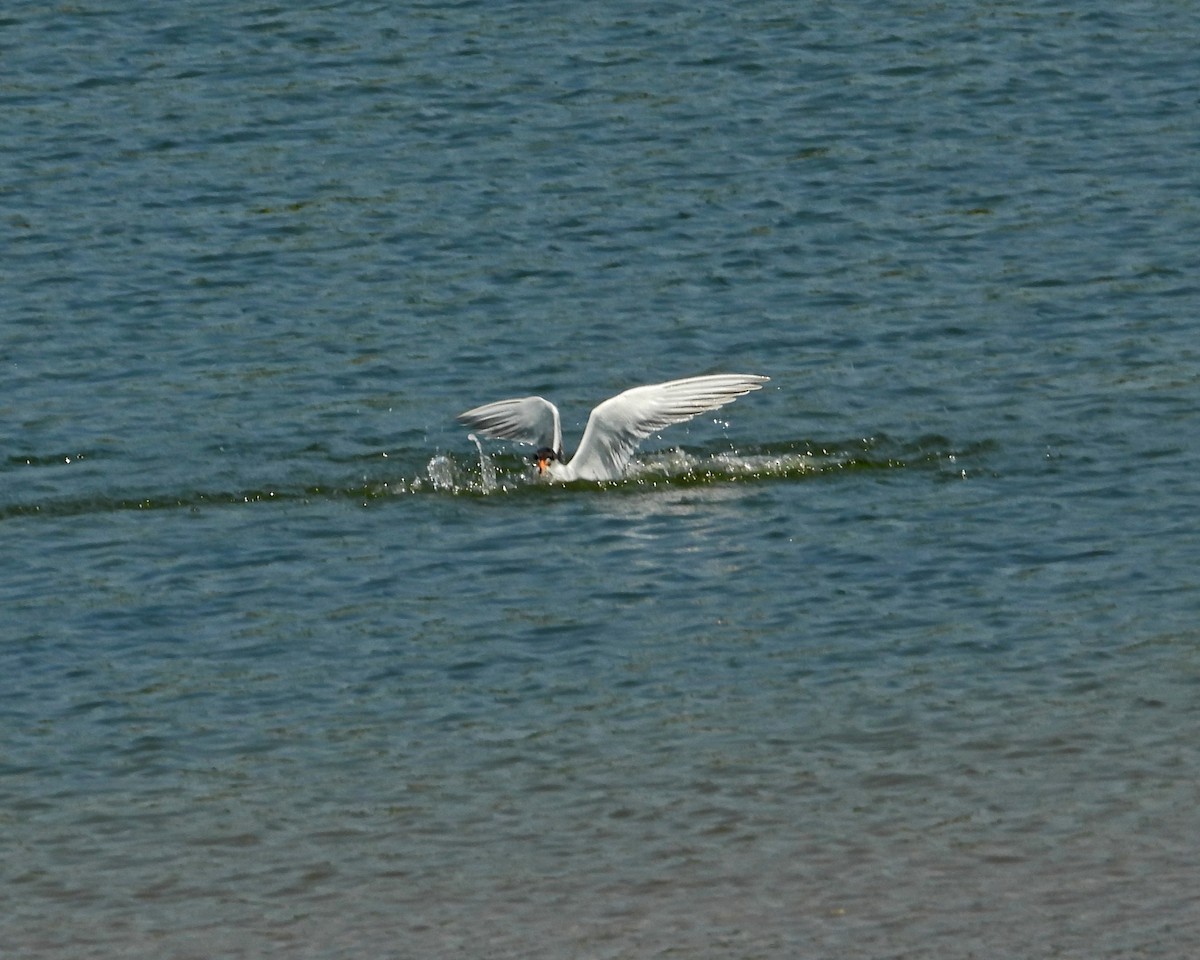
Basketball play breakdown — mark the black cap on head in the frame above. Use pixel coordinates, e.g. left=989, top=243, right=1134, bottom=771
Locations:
left=533, top=447, right=559, bottom=475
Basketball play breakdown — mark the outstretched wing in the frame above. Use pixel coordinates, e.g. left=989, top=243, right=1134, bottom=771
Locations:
left=570, top=374, right=769, bottom=481
left=455, top=395, right=563, bottom=454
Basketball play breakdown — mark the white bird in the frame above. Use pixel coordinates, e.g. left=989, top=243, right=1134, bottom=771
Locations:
left=456, top=373, right=769, bottom=481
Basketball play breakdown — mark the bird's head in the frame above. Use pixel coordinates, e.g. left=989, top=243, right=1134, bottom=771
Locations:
left=534, top=447, right=559, bottom=475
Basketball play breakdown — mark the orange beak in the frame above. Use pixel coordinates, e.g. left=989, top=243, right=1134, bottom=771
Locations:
left=537, top=456, right=550, bottom=475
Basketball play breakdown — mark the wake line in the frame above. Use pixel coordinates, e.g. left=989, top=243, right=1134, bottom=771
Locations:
left=0, top=438, right=988, bottom=520
left=0, top=483, right=401, bottom=522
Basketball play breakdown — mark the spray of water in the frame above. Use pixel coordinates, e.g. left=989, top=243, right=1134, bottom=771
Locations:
left=468, top=433, right=497, bottom=493
left=425, top=454, right=456, bottom=491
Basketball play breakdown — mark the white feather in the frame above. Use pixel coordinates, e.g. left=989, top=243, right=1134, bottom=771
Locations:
left=457, top=374, right=769, bottom=481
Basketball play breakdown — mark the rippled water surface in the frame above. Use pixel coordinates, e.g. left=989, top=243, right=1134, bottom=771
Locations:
left=3, top=2, right=1199, bottom=957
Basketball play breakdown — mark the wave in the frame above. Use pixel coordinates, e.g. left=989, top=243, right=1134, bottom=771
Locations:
left=0, top=437, right=991, bottom=519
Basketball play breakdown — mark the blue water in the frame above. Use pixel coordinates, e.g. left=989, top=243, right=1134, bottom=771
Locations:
left=3, top=2, right=1199, bottom=957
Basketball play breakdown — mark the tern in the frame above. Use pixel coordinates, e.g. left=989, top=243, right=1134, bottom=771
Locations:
left=456, top=373, right=769, bottom=481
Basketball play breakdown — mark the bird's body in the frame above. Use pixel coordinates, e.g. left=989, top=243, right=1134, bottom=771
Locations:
left=456, top=374, right=769, bottom=481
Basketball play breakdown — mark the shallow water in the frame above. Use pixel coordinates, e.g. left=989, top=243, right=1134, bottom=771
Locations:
left=3, top=2, right=1199, bottom=957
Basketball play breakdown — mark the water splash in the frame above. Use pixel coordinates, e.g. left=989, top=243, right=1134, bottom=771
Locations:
left=425, top=454, right=457, bottom=491
left=468, top=433, right=497, bottom=493
left=423, top=438, right=500, bottom=494
left=633, top=447, right=820, bottom=482
left=420, top=439, right=908, bottom=495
